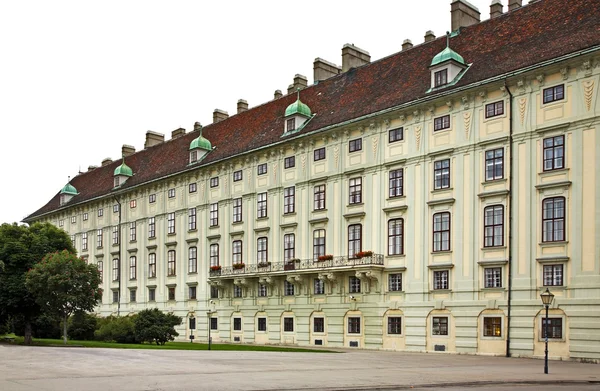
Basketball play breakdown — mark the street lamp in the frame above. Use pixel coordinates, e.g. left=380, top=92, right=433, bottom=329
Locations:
left=207, top=300, right=215, bottom=351
left=540, top=288, right=555, bottom=374
left=189, top=315, right=196, bottom=343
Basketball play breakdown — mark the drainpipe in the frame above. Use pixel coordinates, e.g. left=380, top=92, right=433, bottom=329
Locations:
left=504, top=80, right=514, bottom=357
left=114, top=195, right=122, bottom=317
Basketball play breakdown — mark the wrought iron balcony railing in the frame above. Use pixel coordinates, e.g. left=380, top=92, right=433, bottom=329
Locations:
left=209, top=254, right=384, bottom=277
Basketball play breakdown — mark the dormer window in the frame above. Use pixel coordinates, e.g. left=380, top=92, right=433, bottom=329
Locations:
left=113, top=156, right=133, bottom=188
left=59, top=179, right=78, bottom=206
left=190, top=150, right=198, bottom=163
left=287, top=118, right=296, bottom=132
left=434, top=69, right=448, bottom=87
left=429, top=36, right=469, bottom=91
left=189, top=122, right=212, bottom=164
left=283, top=92, right=312, bottom=135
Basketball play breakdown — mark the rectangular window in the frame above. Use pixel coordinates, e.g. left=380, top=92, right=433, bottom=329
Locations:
left=257, top=318, right=267, bottom=332
left=129, top=289, right=136, bottom=302
left=433, top=212, right=451, bottom=252
left=210, top=317, right=218, bottom=330
left=349, top=138, right=362, bottom=153
left=284, top=280, right=294, bottom=296
left=98, top=261, right=103, bottom=280
left=189, top=286, right=197, bottom=300
left=542, top=197, right=565, bottom=242
left=314, top=278, right=325, bottom=295
left=233, top=198, right=242, bottom=223
left=258, top=283, right=267, bottom=297
left=314, top=317, right=325, bottom=333
left=210, top=203, right=219, bottom=227
left=148, top=253, right=156, bottom=278
left=284, top=156, right=295, bottom=169
left=313, top=229, right=326, bottom=260
left=284, top=234, right=295, bottom=263
left=210, top=177, right=219, bottom=188
left=349, top=276, right=361, bottom=293
left=232, top=240, right=242, bottom=264
left=257, top=163, right=267, bottom=175
left=210, top=286, right=219, bottom=299
left=112, top=226, right=119, bottom=245
left=432, top=317, right=448, bottom=336
left=543, top=135, right=565, bottom=171
left=433, top=270, right=449, bottom=290
left=543, top=84, right=564, bottom=104
left=257, top=192, right=267, bottom=218
left=543, top=264, right=563, bottom=286
left=96, top=229, right=103, bottom=248
left=81, top=232, right=88, bottom=251
left=284, top=187, right=295, bottom=214
left=389, top=169, right=403, bottom=198
left=112, top=258, right=119, bottom=281
left=210, top=244, right=219, bottom=267
left=168, top=188, right=175, bottom=198
left=484, top=317, right=502, bottom=337
left=189, top=183, right=197, bottom=193
left=98, top=208, right=104, bottom=217
left=129, top=256, right=136, bottom=280
left=148, top=217, right=156, bottom=238
left=257, top=237, right=268, bottom=263
left=286, top=118, right=296, bottom=131
left=148, top=288, right=155, bottom=301
left=149, top=194, right=156, bottom=203
left=168, top=287, right=175, bottom=301
left=485, top=267, right=502, bottom=288
left=542, top=318, right=563, bottom=339
left=389, top=273, right=402, bottom=292
left=112, top=290, right=119, bottom=303
left=59, top=219, right=64, bottom=227
left=233, top=285, right=242, bottom=298
left=485, top=101, right=504, bottom=118
left=349, top=177, right=362, bottom=204
left=485, top=148, right=504, bottom=181
left=113, top=204, right=119, bottom=213
left=284, top=317, right=294, bottom=332
left=434, top=69, right=448, bottom=87
left=484, top=205, right=504, bottom=247
left=130, top=222, right=136, bottom=242
left=348, top=317, right=361, bottom=334
left=233, top=170, right=243, bottom=182
left=434, top=159, right=450, bottom=189
left=71, top=216, right=76, bottom=224
left=389, top=127, right=403, bottom=143
left=167, top=212, right=175, bottom=234
left=167, top=250, right=176, bottom=276
left=130, top=199, right=137, bottom=209
left=434, top=115, right=450, bottom=131
left=314, top=185, right=326, bottom=210
left=188, top=247, right=197, bottom=273
left=83, top=213, right=88, bottom=221
left=348, top=224, right=362, bottom=257
left=314, top=147, right=326, bottom=161
left=188, top=208, right=197, bottom=230
left=70, top=235, right=75, bottom=248
left=388, top=317, right=402, bottom=335
left=388, top=218, right=404, bottom=255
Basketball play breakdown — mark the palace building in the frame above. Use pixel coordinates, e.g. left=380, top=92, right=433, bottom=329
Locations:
left=25, top=0, right=600, bottom=361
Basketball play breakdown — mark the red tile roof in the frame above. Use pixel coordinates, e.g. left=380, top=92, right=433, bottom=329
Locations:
left=26, top=0, right=600, bottom=221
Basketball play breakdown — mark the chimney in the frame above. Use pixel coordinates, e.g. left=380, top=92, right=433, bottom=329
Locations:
left=490, top=0, right=503, bottom=18
left=274, top=90, right=283, bottom=99
left=341, top=44, right=370, bottom=72
left=424, top=30, right=436, bottom=42
left=314, top=58, right=341, bottom=83
left=101, top=158, right=113, bottom=167
left=451, top=0, right=481, bottom=31
left=213, top=109, right=229, bottom=124
left=293, top=74, right=308, bottom=91
left=508, top=0, right=521, bottom=11
left=402, top=39, right=413, bottom=51
left=171, top=128, right=185, bottom=139
left=87, top=165, right=98, bottom=172
left=122, top=144, right=136, bottom=157
left=237, top=99, right=248, bottom=114
left=144, top=131, right=165, bottom=148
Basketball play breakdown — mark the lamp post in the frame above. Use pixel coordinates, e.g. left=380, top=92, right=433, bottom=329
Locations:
left=540, top=288, right=555, bottom=374
left=207, top=310, right=215, bottom=350
left=189, top=316, right=195, bottom=343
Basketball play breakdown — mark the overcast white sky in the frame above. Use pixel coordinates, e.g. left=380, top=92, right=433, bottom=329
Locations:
left=0, top=0, right=495, bottom=224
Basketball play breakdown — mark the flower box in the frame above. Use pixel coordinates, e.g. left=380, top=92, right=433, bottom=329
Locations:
left=355, top=251, right=373, bottom=259
left=232, top=263, right=245, bottom=270
left=284, top=263, right=295, bottom=271
left=318, top=255, right=333, bottom=262
left=210, top=265, right=222, bottom=271
left=258, top=262, right=271, bottom=268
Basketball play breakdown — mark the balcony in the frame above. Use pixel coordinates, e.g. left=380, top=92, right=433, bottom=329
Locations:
left=209, top=254, right=384, bottom=278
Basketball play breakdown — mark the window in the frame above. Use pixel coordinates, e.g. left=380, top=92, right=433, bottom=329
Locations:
left=388, top=317, right=402, bottom=335
left=485, top=101, right=504, bottom=118
left=168, top=188, right=175, bottom=198
left=349, top=276, right=361, bottom=293
left=96, top=229, right=103, bottom=248
left=432, top=317, right=448, bottom=335
left=313, top=229, right=326, bottom=260
left=286, top=118, right=296, bottom=131
left=543, top=84, right=564, bottom=104
left=188, top=208, right=197, bottom=230
left=284, top=187, right=295, bottom=214
left=388, top=219, right=404, bottom=255
left=81, top=232, right=88, bottom=251
left=129, top=256, right=136, bottom=280
left=434, top=69, right=448, bottom=87
left=147, top=288, right=156, bottom=301
left=70, top=235, right=75, bottom=247
left=284, top=317, right=294, bottom=332
left=484, top=205, right=504, bottom=247
left=258, top=283, right=267, bottom=297
left=484, top=317, right=502, bottom=337
left=314, top=147, right=326, bottom=161
left=433, top=212, right=451, bottom=252
left=257, top=192, right=267, bottom=218
left=543, top=264, right=563, bottom=286
left=83, top=213, right=88, bottom=221
left=542, top=197, right=565, bottom=242
left=542, top=318, right=563, bottom=339
left=148, top=217, right=156, bottom=238
left=389, top=169, right=403, bottom=198
left=434, top=115, right=450, bottom=131
left=349, top=138, right=362, bottom=153
left=389, top=273, right=402, bottom=292
left=112, top=258, right=119, bottom=281
left=189, top=317, right=196, bottom=330
left=283, top=234, right=295, bottom=262
left=167, top=250, right=176, bottom=276
left=484, top=267, right=502, bottom=288
left=349, top=178, right=362, bottom=204
left=190, top=150, right=197, bottom=163
left=389, top=127, right=403, bottom=143
left=188, top=247, right=197, bottom=273
left=434, top=159, right=450, bottom=189
left=232, top=240, right=242, bottom=264
left=233, top=170, right=242, bottom=182
left=284, top=280, right=294, bottom=296
left=210, top=244, right=219, bottom=267
left=233, top=285, right=242, bottom=298
left=112, top=226, right=119, bottom=245
left=98, top=208, right=104, bottom=217
left=210, top=177, right=219, bottom=188
left=257, top=318, right=267, bottom=331
left=130, top=199, right=137, bottom=209
left=149, top=194, right=156, bottom=203
left=284, top=156, right=295, bottom=169
left=113, top=204, right=119, bottom=213
left=314, top=317, right=324, bottom=333
left=314, top=279, right=325, bottom=295
left=210, top=317, right=218, bottom=330
left=485, top=148, right=504, bottom=181
left=129, top=289, right=136, bottom=302
left=257, top=237, right=267, bottom=263
left=168, top=287, right=175, bottom=301
left=167, top=212, right=175, bottom=234
left=130, top=222, right=136, bottom=242
left=58, top=219, right=64, bottom=227
left=189, top=183, right=197, bottom=193
left=543, top=135, right=565, bottom=171
left=348, top=317, right=361, bottom=334
left=210, top=203, right=219, bottom=227
left=148, top=253, right=156, bottom=278
left=97, top=261, right=103, bottom=280
left=112, top=291, right=119, bottom=303
left=233, top=198, right=242, bottom=223
left=348, top=224, right=362, bottom=257
left=257, top=163, right=267, bottom=175
left=210, top=286, right=219, bottom=299
left=314, top=185, right=326, bottom=210
left=71, top=216, right=76, bottom=224
left=433, top=270, right=449, bottom=290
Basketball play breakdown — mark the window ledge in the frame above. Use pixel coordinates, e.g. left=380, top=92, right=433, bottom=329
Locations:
left=482, top=178, right=507, bottom=186
left=430, top=289, right=452, bottom=293
left=232, top=221, right=243, bottom=225
left=481, top=287, right=506, bottom=292
left=539, top=241, right=568, bottom=247
left=256, top=217, right=269, bottom=221
left=481, top=246, right=507, bottom=251
left=188, top=229, right=198, bottom=233
left=283, top=212, right=297, bottom=217
left=430, top=251, right=453, bottom=255
left=430, top=187, right=453, bottom=194
left=539, top=167, right=569, bottom=176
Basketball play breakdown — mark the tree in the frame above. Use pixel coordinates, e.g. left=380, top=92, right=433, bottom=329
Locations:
left=68, top=311, right=98, bottom=341
left=134, top=308, right=182, bottom=345
left=25, top=250, right=102, bottom=344
left=0, top=222, right=75, bottom=344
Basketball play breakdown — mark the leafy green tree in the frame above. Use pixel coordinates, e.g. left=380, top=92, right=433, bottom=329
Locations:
left=0, top=222, right=75, bottom=344
left=95, top=315, right=137, bottom=343
left=68, top=311, right=98, bottom=340
left=134, top=308, right=182, bottom=345
left=25, top=250, right=102, bottom=344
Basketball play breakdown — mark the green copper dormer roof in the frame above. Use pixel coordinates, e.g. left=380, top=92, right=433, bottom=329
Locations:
left=189, top=123, right=212, bottom=151
left=60, top=182, right=78, bottom=196
left=430, top=46, right=466, bottom=67
left=114, top=162, right=133, bottom=177
left=285, top=97, right=312, bottom=118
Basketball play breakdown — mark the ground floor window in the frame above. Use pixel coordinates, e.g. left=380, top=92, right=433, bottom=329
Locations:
left=210, top=286, right=219, bottom=299
left=233, top=317, right=242, bottom=331
left=542, top=318, right=563, bottom=339
left=284, top=317, right=294, bottom=332
left=348, top=317, right=361, bottom=334
left=284, top=280, right=295, bottom=296
left=112, top=291, right=118, bottom=303
left=257, top=318, right=267, bottom=332
left=129, top=289, right=136, bottom=302
left=168, top=287, right=175, bottom=301
left=483, top=317, right=502, bottom=337
left=258, top=283, right=267, bottom=297
left=148, top=288, right=155, bottom=301
left=233, top=285, right=242, bottom=298
left=432, top=317, right=448, bottom=336
left=210, top=317, right=218, bottom=330
left=387, top=317, right=402, bottom=335
left=314, top=317, right=324, bottom=333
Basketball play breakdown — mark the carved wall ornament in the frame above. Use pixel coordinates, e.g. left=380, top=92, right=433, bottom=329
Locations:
left=384, top=118, right=390, bottom=129
left=286, top=276, right=296, bottom=284
left=369, top=121, right=377, bottom=132
left=415, top=125, right=422, bottom=151
left=560, top=67, right=569, bottom=80
left=398, top=114, right=406, bottom=123
left=461, top=95, right=470, bottom=109
left=272, top=162, right=278, bottom=182
left=582, top=60, right=592, bottom=76
left=479, top=90, right=487, bottom=102
left=365, top=271, right=379, bottom=281
left=413, top=110, right=421, bottom=121
left=583, top=79, right=595, bottom=111
left=334, top=146, right=340, bottom=168
left=536, top=74, right=545, bottom=86
left=326, top=273, right=337, bottom=283
left=463, top=112, right=472, bottom=139
left=372, top=136, right=379, bottom=157
left=518, top=98, right=527, bottom=125
left=517, top=78, right=526, bottom=93
left=446, top=100, right=454, bottom=111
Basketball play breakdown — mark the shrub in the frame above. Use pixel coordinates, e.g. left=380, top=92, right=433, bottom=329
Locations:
left=95, top=315, right=137, bottom=343
left=134, top=308, right=181, bottom=345
left=68, top=311, right=98, bottom=340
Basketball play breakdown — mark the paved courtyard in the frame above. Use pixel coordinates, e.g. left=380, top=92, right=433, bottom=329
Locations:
left=0, top=344, right=598, bottom=391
